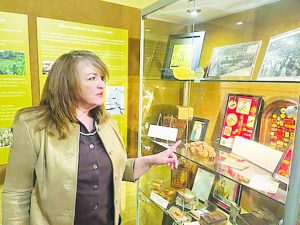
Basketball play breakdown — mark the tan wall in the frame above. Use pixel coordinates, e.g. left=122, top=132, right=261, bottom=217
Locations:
left=0, top=0, right=141, bottom=180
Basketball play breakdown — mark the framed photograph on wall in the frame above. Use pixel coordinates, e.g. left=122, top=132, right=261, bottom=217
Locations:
left=219, top=94, right=263, bottom=149
left=209, top=175, right=241, bottom=212
left=189, top=117, right=209, bottom=142
left=206, top=41, right=261, bottom=80
left=161, top=31, right=205, bottom=80
left=258, top=27, right=300, bottom=81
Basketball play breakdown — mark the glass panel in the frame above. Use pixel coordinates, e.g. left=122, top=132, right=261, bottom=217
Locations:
left=146, top=137, right=286, bottom=203
left=139, top=0, right=300, bottom=225
left=138, top=191, right=165, bottom=225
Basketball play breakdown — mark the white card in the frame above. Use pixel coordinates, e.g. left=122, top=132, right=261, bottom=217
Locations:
left=148, top=124, right=178, bottom=141
left=232, top=136, right=283, bottom=172
left=184, top=222, right=200, bottom=225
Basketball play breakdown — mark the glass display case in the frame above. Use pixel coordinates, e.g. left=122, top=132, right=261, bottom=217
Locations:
left=137, top=0, right=300, bottom=225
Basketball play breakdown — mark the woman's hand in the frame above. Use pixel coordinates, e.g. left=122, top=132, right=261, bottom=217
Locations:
left=133, top=140, right=181, bottom=180
left=150, top=140, right=181, bottom=169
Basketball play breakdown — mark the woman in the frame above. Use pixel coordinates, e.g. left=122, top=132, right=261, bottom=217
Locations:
left=3, top=50, right=180, bottom=225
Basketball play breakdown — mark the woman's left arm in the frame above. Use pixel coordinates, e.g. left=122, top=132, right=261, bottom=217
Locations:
left=133, top=140, right=181, bottom=180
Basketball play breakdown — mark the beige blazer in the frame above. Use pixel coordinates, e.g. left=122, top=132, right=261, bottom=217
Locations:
left=3, top=111, right=135, bottom=225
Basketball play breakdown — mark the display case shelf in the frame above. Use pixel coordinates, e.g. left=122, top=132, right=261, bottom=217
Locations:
left=144, top=137, right=287, bottom=205
left=142, top=77, right=300, bottom=83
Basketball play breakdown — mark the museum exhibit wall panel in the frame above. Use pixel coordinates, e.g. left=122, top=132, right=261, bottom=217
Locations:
left=0, top=12, right=32, bottom=165
left=36, top=17, right=129, bottom=144
left=0, top=0, right=140, bottom=184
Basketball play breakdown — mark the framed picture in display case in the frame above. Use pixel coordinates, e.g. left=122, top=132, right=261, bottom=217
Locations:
left=189, top=117, right=209, bottom=142
left=161, top=31, right=205, bottom=80
left=191, top=167, right=216, bottom=203
left=209, top=175, right=241, bottom=212
left=258, top=27, right=300, bottom=81
left=206, top=41, right=261, bottom=80
left=219, top=94, right=263, bottom=149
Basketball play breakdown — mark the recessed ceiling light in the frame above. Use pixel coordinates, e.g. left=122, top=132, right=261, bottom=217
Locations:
left=187, top=9, right=201, bottom=17
left=145, top=28, right=151, bottom=32
left=236, top=21, right=243, bottom=25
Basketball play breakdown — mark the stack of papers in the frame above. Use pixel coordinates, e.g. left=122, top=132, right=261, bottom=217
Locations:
left=248, top=174, right=279, bottom=194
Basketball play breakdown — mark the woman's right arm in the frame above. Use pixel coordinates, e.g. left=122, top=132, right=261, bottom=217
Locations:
left=2, top=114, right=38, bottom=225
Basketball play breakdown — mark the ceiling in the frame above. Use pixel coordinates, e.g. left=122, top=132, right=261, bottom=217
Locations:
left=101, top=0, right=279, bottom=24
left=147, top=0, right=279, bottom=25
left=100, top=0, right=158, bottom=9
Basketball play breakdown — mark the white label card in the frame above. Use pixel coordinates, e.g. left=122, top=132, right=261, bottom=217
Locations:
left=149, top=191, right=169, bottom=209
left=232, top=136, right=283, bottom=172
left=148, top=124, right=178, bottom=141
left=184, top=222, right=200, bottom=225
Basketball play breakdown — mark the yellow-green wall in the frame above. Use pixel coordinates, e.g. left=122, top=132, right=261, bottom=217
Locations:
left=0, top=1, right=140, bottom=224
left=0, top=0, right=141, bottom=177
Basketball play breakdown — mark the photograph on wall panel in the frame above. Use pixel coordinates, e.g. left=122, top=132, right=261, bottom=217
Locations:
left=0, top=51, right=26, bottom=75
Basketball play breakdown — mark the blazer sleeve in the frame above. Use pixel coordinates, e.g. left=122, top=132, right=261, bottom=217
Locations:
left=2, top=114, right=38, bottom=225
left=123, top=158, right=136, bottom=182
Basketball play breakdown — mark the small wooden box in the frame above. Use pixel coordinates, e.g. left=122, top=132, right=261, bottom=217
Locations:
left=200, top=211, right=227, bottom=225
left=177, top=105, right=194, bottom=120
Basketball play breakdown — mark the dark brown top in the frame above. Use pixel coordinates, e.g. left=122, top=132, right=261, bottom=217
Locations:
left=74, top=121, right=114, bottom=225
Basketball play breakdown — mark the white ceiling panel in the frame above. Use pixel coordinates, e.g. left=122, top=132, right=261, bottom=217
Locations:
left=148, top=0, right=279, bottom=24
